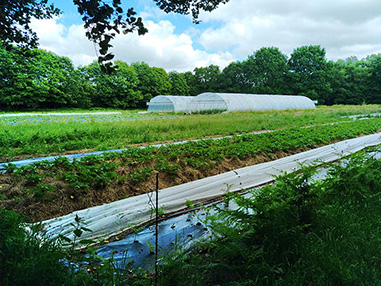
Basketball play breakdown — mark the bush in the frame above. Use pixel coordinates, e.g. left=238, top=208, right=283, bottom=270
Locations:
left=0, top=209, right=67, bottom=286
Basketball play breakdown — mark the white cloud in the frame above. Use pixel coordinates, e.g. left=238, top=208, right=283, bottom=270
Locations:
left=30, top=0, right=381, bottom=72
left=30, top=17, right=97, bottom=66
left=197, top=0, right=381, bottom=61
left=31, top=17, right=234, bottom=72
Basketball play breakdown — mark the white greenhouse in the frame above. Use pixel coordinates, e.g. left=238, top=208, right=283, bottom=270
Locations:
left=189, top=93, right=316, bottom=112
left=147, top=95, right=194, bottom=113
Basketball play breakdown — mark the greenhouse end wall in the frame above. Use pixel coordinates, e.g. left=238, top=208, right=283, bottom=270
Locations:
left=147, top=96, right=194, bottom=113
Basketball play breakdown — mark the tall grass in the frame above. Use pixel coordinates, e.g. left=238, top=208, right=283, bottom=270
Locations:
left=1, top=105, right=380, bottom=159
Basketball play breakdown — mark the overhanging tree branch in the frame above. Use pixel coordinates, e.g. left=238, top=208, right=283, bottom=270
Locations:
left=1, top=0, right=229, bottom=73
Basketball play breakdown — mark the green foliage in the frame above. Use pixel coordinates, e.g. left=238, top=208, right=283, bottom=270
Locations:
left=1, top=40, right=381, bottom=109
left=246, top=47, right=289, bottom=94
left=219, top=61, right=253, bottom=93
left=0, top=209, right=148, bottom=285
left=0, top=47, right=78, bottom=109
left=157, top=152, right=381, bottom=285
left=3, top=115, right=380, bottom=211
left=191, top=108, right=227, bottom=114
left=0, top=1, right=60, bottom=49
left=0, top=208, right=68, bottom=285
left=367, top=54, right=381, bottom=104
left=128, top=167, right=153, bottom=183
left=1, top=106, right=381, bottom=160
left=288, top=45, right=333, bottom=104
left=330, top=61, right=368, bottom=105
left=26, top=183, right=55, bottom=201
left=168, top=71, right=190, bottom=95
left=132, top=62, right=171, bottom=106
left=192, top=64, right=222, bottom=94
left=154, top=162, right=182, bottom=175
left=1, top=151, right=381, bottom=285
left=63, top=159, right=118, bottom=190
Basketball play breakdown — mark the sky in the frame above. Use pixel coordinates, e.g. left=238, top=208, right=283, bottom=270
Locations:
left=30, top=0, right=381, bottom=72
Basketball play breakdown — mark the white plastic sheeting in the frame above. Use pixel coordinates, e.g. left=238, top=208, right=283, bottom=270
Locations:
left=40, top=133, right=381, bottom=244
left=147, top=95, right=194, bottom=113
left=189, top=93, right=316, bottom=112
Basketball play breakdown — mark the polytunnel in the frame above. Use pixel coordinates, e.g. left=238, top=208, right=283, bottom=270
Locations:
left=147, top=95, right=194, bottom=113
left=189, top=93, right=316, bottom=112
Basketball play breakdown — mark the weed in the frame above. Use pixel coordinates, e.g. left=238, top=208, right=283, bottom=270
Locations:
left=185, top=199, right=194, bottom=209
left=26, top=183, right=55, bottom=201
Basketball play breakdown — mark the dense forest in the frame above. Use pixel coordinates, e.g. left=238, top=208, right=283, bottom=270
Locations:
left=0, top=44, right=380, bottom=110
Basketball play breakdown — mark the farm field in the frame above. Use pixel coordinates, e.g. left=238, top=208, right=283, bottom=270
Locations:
left=0, top=105, right=381, bottom=222
left=1, top=104, right=381, bottom=161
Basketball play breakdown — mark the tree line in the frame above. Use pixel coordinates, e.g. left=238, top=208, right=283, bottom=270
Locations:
left=0, top=44, right=380, bottom=110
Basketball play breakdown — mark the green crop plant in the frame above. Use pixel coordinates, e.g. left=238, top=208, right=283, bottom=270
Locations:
left=1, top=115, right=381, bottom=225
left=0, top=208, right=68, bottom=285
left=128, top=167, right=153, bottom=183
left=154, top=162, right=182, bottom=176
left=25, top=183, right=55, bottom=201
left=1, top=148, right=380, bottom=285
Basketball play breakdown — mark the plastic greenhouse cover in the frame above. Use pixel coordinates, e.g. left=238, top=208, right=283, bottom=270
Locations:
left=40, top=132, right=381, bottom=245
left=147, top=95, right=194, bottom=113
left=189, top=93, right=316, bottom=112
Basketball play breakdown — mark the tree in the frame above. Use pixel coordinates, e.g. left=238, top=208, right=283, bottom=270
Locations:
left=288, top=45, right=333, bottom=104
left=245, top=47, right=288, bottom=94
left=0, top=46, right=77, bottom=109
left=1, top=0, right=229, bottom=73
left=329, top=61, right=368, bottom=105
left=0, top=1, right=59, bottom=50
left=132, top=62, right=171, bottom=104
left=168, top=71, right=190, bottom=95
left=366, top=54, right=381, bottom=104
left=193, top=64, right=221, bottom=94
left=219, top=61, right=252, bottom=93
left=79, top=60, right=143, bottom=108
left=183, top=71, right=198, bottom=96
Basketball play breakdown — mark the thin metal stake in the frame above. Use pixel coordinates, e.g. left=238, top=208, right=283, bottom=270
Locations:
left=155, top=172, right=159, bottom=286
